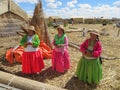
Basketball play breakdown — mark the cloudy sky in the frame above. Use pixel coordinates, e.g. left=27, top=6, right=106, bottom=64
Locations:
left=13, top=0, right=120, bottom=19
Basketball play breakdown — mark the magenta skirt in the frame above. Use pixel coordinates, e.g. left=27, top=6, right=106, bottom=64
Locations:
left=22, top=50, right=44, bottom=74
left=52, top=49, right=70, bottom=73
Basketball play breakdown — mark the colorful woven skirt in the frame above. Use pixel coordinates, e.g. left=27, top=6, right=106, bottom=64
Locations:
left=75, top=56, right=102, bottom=84
left=52, top=49, right=70, bottom=73
left=22, top=50, right=44, bottom=74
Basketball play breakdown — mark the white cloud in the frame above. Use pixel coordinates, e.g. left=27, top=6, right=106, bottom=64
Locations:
left=45, top=3, right=120, bottom=19
left=47, top=3, right=57, bottom=8
left=45, top=0, right=55, bottom=3
left=13, top=0, right=120, bottom=19
left=56, top=1, right=62, bottom=6
left=47, top=1, right=62, bottom=9
left=13, top=0, right=38, bottom=4
left=27, top=10, right=34, bottom=16
left=67, top=0, right=77, bottom=8
left=79, top=4, right=92, bottom=9
left=77, top=4, right=120, bottom=18
left=113, top=0, right=120, bottom=8
left=13, top=0, right=56, bottom=3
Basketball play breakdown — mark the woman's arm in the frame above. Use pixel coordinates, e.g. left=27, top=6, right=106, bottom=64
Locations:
left=92, top=41, right=102, bottom=57
left=32, top=34, right=40, bottom=47
left=20, top=34, right=27, bottom=46
left=80, top=39, right=89, bottom=54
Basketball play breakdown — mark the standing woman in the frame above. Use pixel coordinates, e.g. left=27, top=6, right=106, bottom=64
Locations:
left=75, top=30, right=102, bottom=84
left=52, top=25, right=70, bottom=73
left=20, top=26, right=44, bottom=74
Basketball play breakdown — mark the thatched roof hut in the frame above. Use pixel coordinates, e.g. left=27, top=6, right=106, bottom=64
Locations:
left=70, top=18, right=84, bottom=24
left=48, top=16, right=62, bottom=20
left=0, top=0, right=28, bottom=37
left=48, top=16, right=63, bottom=24
left=0, top=0, right=28, bottom=21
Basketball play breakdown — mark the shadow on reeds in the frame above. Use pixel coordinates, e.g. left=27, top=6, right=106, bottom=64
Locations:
left=0, top=56, right=20, bottom=67
left=15, top=67, right=66, bottom=82
left=0, top=54, right=20, bottom=67
left=64, top=76, right=97, bottom=90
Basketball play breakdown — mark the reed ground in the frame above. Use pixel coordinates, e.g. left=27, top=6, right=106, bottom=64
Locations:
left=0, top=24, right=120, bottom=90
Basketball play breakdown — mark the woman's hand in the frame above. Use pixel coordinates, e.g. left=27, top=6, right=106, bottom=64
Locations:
left=57, top=44, right=64, bottom=47
left=24, top=42, right=32, bottom=47
left=24, top=43, right=28, bottom=47
left=85, top=50, right=92, bottom=57
left=27, top=42, right=32, bottom=45
left=57, top=44, right=61, bottom=47
left=54, top=44, right=62, bottom=48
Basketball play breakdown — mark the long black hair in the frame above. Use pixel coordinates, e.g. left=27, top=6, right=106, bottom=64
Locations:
left=61, top=28, right=65, bottom=34
left=96, top=35, right=99, bottom=41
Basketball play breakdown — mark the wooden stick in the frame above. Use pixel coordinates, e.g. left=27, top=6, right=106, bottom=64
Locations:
left=69, top=41, right=79, bottom=46
left=68, top=42, right=79, bottom=50
left=66, top=30, right=83, bottom=33
left=20, top=26, right=28, bottom=34
left=16, top=31, right=25, bottom=37
left=101, top=56, right=120, bottom=60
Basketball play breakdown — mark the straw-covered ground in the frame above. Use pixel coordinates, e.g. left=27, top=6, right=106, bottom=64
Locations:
left=0, top=24, right=120, bottom=90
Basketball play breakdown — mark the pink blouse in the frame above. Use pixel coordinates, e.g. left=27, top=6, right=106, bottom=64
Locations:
left=80, top=39, right=102, bottom=58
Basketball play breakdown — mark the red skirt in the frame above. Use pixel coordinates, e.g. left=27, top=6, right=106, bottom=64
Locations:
left=22, top=49, right=44, bottom=74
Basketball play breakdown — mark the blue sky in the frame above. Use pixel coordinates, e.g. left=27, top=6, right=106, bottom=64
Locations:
left=13, top=0, right=120, bottom=19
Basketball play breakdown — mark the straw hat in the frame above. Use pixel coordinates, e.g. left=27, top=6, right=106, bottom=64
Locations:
left=89, top=29, right=99, bottom=36
left=57, top=25, right=65, bottom=34
left=57, top=25, right=64, bottom=30
left=56, top=25, right=65, bottom=33
left=27, top=26, right=36, bottom=32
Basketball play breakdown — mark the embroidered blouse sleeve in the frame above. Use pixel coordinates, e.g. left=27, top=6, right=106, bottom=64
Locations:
left=80, top=39, right=88, bottom=53
left=92, top=41, right=102, bottom=57
left=20, top=34, right=27, bottom=46
left=32, top=34, right=40, bottom=47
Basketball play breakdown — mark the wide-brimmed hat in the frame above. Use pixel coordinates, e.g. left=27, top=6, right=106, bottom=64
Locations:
left=57, top=25, right=64, bottom=30
left=89, top=29, right=99, bottom=36
left=56, top=25, right=65, bottom=33
left=27, top=26, right=36, bottom=32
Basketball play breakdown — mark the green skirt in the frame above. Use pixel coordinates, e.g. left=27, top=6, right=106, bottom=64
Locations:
left=75, top=56, right=102, bottom=84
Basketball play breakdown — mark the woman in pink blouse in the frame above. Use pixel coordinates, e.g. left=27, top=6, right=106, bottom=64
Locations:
left=75, top=30, right=102, bottom=85
left=52, top=25, right=70, bottom=73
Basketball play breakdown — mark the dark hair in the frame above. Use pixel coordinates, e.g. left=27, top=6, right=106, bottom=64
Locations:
left=33, top=31, right=36, bottom=34
left=61, top=29, right=65, bottom=34
left=28, top=30, right=35, bottom=35
left=96, top=35, right=99, bottom=41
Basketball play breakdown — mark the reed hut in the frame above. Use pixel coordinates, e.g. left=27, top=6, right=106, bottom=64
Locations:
left=0, top=0, right=28, bottom=37
left=70, top=18, right=84, bottom=24
left=0, top=0, right=28, bottom=21
left=48, top=16, right=63, bottom=25
left=84, top=18, right=95, bottom=24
